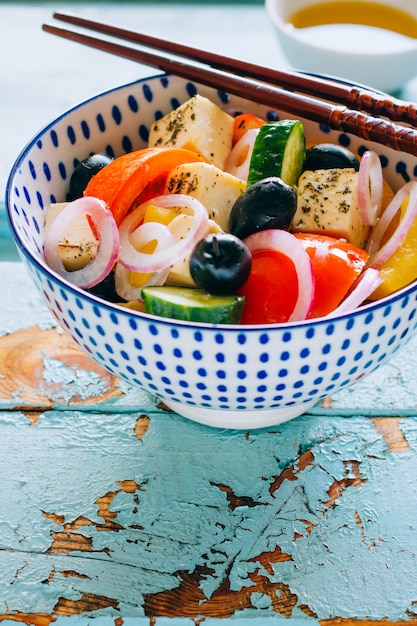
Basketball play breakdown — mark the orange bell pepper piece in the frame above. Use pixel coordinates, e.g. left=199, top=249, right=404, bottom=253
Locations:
left=84, top=147, right=204, bottom=224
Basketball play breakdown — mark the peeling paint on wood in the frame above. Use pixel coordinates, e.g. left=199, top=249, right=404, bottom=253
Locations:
left=0, top=409, right=416, bottom=620
left=0, top=326, right=122, bottom=407
left=371, top=417, right=410, bottom=452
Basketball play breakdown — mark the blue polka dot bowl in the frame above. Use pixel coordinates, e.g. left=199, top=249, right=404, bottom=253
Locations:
left=6, top=74, right=417, bottom=429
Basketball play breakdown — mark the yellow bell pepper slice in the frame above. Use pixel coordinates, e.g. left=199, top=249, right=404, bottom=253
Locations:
left=369, top=197, right=417, bottom=299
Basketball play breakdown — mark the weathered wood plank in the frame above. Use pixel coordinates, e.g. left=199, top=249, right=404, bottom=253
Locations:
left=0, top=407, right=416, bottom=620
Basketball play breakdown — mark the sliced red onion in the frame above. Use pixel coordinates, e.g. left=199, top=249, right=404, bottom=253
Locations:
left=244, top=229, right=314, bottom=322
left=357, top=150, right=384, bottom=227
left=118, top=194, right=209, bottom=273
left=129, top=219, right=175, bottom=255
left=44, top=196, right=119, bottom=289
left=114, top=205, right=175, bottom=301
left=367, top=180, right=417, bottom=267
left=329, top=268, right=382, bottom=316
left=224, top=128, right=259, bottom=181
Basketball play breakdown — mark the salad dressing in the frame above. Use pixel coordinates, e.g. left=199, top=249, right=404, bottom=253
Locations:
left=286, top=2, right=417, bottom=53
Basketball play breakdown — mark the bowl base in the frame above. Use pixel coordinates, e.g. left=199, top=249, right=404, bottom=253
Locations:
left=163, top=399, right=318, bottom=429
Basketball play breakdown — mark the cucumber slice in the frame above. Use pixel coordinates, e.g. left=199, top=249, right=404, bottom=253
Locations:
left=247, top=120, right=306, bottom=188
left=142, top=286, right=245, bottom=324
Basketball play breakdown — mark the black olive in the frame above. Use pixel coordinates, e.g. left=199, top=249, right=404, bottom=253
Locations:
left=190, top=233, right=252, bottom=295
left=229, top=176, right=297, bottom=240
left=303, top=143, right=360, bottom=172
left=87, top=271, right=123, bottom=303
left=69, top=153, right=113, bottom=200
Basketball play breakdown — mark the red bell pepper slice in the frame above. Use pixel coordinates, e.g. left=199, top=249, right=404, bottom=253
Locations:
left=84, top=147, right=204, bottom=224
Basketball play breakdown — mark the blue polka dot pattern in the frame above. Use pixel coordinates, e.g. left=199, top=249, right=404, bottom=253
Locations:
left=28, top=267, right=417, bottom=414
left=6, top=74, right=417, bottom=426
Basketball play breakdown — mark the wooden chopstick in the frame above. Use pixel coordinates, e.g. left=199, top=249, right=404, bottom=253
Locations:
left=42, top=18, right=417, bottom=156
left=51, top=11, right=417, bottom=127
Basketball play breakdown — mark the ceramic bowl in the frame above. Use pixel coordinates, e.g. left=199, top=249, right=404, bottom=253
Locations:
left=265, top=0, right=417, bottom=93
left=6, top=73, right=417, bottom=429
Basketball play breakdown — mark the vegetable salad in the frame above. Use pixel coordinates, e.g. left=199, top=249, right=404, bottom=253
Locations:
left=43, top=94, right=417, bottom=325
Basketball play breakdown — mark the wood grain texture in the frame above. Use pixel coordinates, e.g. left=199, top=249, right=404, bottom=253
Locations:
left=0, top=326, right=121, bottom=408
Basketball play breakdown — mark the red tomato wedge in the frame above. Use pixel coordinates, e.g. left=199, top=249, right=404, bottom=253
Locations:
left=84, top=147, right=203, bottom=224
left=239, top=229, right=314, bottom=324
left=294, top=233, right=369, bottom=318
left=232, top=113, right=266, bottom=145
left=238, top=249, right=299, bottom=324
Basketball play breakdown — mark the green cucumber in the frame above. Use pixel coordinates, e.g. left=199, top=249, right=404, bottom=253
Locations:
left=142, top=286, right=245, bottom=324
left=247, top=119, right=306, bottom=188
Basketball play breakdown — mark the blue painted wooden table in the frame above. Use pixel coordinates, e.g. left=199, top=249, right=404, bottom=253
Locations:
left=1, top=2, right=417, bottom=623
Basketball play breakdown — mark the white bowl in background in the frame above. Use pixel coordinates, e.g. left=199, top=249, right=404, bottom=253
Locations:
left=265, top=0, right=417, bottom=93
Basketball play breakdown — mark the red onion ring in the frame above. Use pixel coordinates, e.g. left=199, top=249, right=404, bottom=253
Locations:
left=44, top=196, right=119, bottom=289
left=118, top=194, right=209, bottom=273
left=329, top=267, right=382, bottom=316
left=129, top=219, right=175, bottom=255
left=224, top=128, right=259, bottom=181
left=243, top=229, right=314, bottom=322
left=114, top=209, right=175, bottom=301
left=357, top=150, right=384, bottom=227
left=367, top=180, right=417, bottom=267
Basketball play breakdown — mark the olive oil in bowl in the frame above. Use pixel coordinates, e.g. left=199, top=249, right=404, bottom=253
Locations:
left=286, top=1, right=417, bottom=52
left=266, top=0, right=417, bottom=91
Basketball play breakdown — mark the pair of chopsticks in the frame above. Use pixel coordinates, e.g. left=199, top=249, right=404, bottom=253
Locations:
left=43, top=12, right=417, bottom=156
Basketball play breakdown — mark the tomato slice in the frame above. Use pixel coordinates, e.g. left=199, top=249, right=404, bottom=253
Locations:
left=294, top=233, right=369, bottom=318
left=238, top=249, right=299, bottom=324
left=84, top=147, right=203, bottom=224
